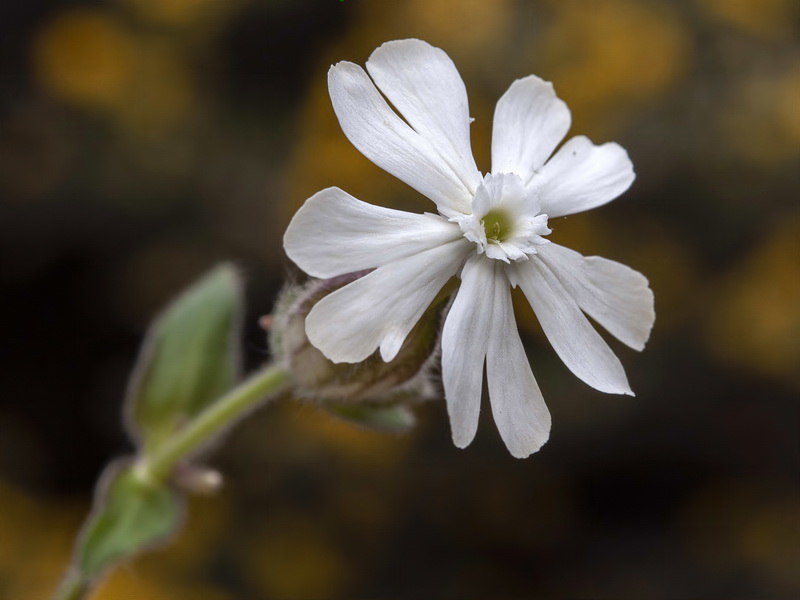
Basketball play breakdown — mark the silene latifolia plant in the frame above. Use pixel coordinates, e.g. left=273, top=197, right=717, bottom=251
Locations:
left=56, top=39, right=654, bottom=599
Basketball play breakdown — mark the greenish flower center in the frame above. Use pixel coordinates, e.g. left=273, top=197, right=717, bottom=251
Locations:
left=482, top=209, right=513, bottom=243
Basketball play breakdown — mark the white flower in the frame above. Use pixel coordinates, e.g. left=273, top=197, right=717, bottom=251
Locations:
left=284, top=39, right=655, bottom=458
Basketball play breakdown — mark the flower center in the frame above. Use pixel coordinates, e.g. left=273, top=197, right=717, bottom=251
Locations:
left=483, top=209, right=513, bottom=242
left=452, top=173, right=552, bottom=264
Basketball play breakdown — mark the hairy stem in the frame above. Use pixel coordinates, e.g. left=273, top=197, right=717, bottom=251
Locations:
left=55, top=573, right=86, bottom=600
left=54, top=364, right=292, bottom=600
left=134, top=364, right=292, bottom=485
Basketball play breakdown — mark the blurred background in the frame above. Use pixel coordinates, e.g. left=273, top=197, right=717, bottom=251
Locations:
left=1, top=0, right=798, bottom=598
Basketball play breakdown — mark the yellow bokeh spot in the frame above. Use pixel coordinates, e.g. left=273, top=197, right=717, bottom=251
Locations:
left=33, top=8, right=194, bottom=133
left=0, top=478, right=233, bottom=599
left=678, top=480, right=800, bottom=587
left=88, top=495, right=230, bottom=598
left=111, top=39, right=195, bottom=135
left=33, top=9, right=137, bottom=109
left=287, top=402, right=414, bottom=469
left=93, top=568, right=233, bottom=600
left=538, top=0, right=689, bottom=130
left=698, top=0, right=797, bottom=38
left=0, top=479, right=84, bottom=599
left=244, top=512, right=348, bottom=600
left=354, top=0, right=513, bottom=61
left=777, top=69, right=800, bottom=143
left=120, top=0, right=234, bottom=28
left=720, top=67, right=800, bottom=166
left=705, top=216, right=800, bottom=386
left=402, top=0, right=514, bottom=53
left=738, top=497, right=800, bottom=588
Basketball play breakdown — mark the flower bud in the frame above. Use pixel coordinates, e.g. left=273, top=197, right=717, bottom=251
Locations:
left=269, top=271, right=453, bottom=408
left=173, top=464, right=223, bottom=495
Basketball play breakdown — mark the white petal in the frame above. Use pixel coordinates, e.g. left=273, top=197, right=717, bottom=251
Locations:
left=513, top=259, right=633, bottom=395
left=441, top=256, right=495, bottom=449
left=491, top=76, right=571, bottom=180
left=486, top=271, right=551, bottom=458
left=284, top=187, right=461, bottom=278
left=366, top=40, right=481, bottom=196
left=538, top=243, right=655, bottom=351
left=306, top=239, right=470, bottom=363
left=329, top=61, right=473, bottom=217
left=532, top=136, right=635, bottom=218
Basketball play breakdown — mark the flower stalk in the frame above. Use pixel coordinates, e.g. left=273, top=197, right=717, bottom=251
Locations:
left=133, top=363, right=291, bottom=486
left=54, top=363, right=291, bottom=600
left=54, top=573, right=86, bottom=600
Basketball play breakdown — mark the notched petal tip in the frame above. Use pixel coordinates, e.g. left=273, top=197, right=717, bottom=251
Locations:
left=512, top=73, right=556, bottom=92
left=328, top=61, right=371, bottom=94
left=618, top=383, right=635, bottom=397
left=500, top=410, right=552, bottom=459
left=371, top=38, right=432, bottom=55
left=630, top=285, right=656, bottom=352
left=509, top=439, right=548, bottom=459
left=451, top=430, right=477, bottom=450
left=328, top=60, right=357, bottom=76
left=503, top=414, right=552, bottom=459
left=596, top=375, right=634, bottom=397
left=604, top=140, right=636, bottom=184
left=367, top=39, right=449, bottom=74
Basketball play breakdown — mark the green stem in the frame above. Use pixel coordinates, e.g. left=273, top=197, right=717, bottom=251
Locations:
left=54, top=364, right=292, bottom=600
left=54, top=572, right=86, bottom=600
left=135, top=363, right=292, bottom=485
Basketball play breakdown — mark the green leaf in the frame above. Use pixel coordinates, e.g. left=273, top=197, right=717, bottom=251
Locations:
left=75, top=462, right=183, bottom=583
left=126, top=264, right=243, bottom=453
left=325, top=402, right=417, bottom=433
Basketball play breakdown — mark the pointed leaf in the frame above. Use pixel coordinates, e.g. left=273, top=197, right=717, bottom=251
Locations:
left=325, top=402, right=417, bottom=433
left=126, top=264, right=243, bottom=452
left=75, top=462, right=183, bottom=583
